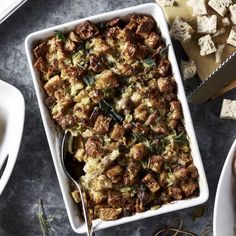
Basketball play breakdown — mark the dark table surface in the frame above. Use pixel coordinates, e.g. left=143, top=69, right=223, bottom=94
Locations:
left=0, top=0, right=236, bottom=235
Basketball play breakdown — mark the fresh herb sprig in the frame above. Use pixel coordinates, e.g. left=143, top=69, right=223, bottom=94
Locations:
left=82, top=75, right=95, bottom=86
left=99, top=99, right=124, bottom=123
left=54, top=30, right=66, bottom=42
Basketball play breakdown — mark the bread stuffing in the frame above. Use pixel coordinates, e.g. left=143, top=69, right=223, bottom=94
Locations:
left=33, top=14, right=199, bottom=221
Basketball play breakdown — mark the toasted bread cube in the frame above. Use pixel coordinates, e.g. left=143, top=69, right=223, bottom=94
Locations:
left=44, top=75, right=63, bottom=96
left=99, top=208, right=122, bottom=220
left=180, top=59, right=197, bottom=80
left=197, top=15, right=217, bottom=34
left=110, top=124, right=125, bottom=141
left=208, top=0, right=232, bottom=17
left=181, top=180, right=198, bottom=197
left=93, top=115, right=111, bottom=134
left=227, top=27, right=236, bottom=47
left=198, top=34, right=216, bottom=56
left=106, top=165, right=123, bottom=183
left=230, top=4, right=236, bottom=25
left=149, top=155, right=164, bottom=173
left=215, top=44, right=225, bottom=63
left=91, top=175, right=113, bottom=191
left=187, top=0, right=207, bottom=16
left=220, top=99, right=236, bottom=120
left=142, top=173, right=160, bottom=193
left=130, top=143, right=148, bottom=161
left=95, top=70, right=119, bottom=90
left=170, top=16, right=194, bottom=42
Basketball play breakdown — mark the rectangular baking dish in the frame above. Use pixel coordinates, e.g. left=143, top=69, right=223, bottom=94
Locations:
left=25, top=3, right=209, bottom=234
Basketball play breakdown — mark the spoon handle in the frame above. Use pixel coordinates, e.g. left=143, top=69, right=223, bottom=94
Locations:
left=73, top=180, right=93, bottom=236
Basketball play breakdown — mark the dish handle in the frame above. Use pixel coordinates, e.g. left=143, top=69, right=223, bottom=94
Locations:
left=0, top=154, right=11, bottom=195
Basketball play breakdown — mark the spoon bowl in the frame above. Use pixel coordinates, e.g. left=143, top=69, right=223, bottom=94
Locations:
left=61, top=131, right=93, bottom=236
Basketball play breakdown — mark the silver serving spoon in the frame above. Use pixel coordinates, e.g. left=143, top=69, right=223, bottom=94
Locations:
left=61, top=131, right=93, bottom=236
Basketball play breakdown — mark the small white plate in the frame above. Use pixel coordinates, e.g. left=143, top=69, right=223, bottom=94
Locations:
left=0, top=80, right=25, bottom=195
left=213, top=138, right=236, bottom=236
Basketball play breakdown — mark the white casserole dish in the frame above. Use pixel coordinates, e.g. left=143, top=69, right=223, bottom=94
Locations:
left=25, top=3, right=209, bottom=234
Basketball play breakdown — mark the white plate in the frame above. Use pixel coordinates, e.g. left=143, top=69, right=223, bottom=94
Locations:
left=0, top=0, right=27, bottom=24
left=213, top=138, right=236, bottom=236
left=25, top=3, right=209, bottom=234
left=0, top=80, right=25, bottom=195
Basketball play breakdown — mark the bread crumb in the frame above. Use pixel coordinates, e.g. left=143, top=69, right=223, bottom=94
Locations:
left=198, top=34, right=217, bottom=56
left=180, top=59, right=197, bottom=80
left=197, top=15, right=217, bottom=34
left=215, top=44, right=225, bottom=63
left=170, top=16, right=194, bottom=42
left=187, top=0, right=207, bottom=16
left=227, top=27, right=236, bottom=47
left=229, top=4, right=236, bottom=25
left=155, top=0, right=175, bottom=7
left=208, top=0, right=232, bottom=17
left=220, top=99, right=236, bottom=120
left=222, top=17, right=230, bottom=26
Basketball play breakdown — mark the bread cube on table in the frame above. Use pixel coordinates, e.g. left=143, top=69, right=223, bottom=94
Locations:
left=170, top=16, right=194, bottom=42
left=230, top=4, right=236, bottom=25
left=187, top=0, right=207, bottom=16
left=155, top=0, right=175, bottom=7
left=220, top=99, right=236, bottom=120
left=227, top=27, right=236, bottom=47
left=208, top=0, right=232, bottom=17
left=197, top=15, right=217, bottom=34
left=198, top=34, right=217, bottom=56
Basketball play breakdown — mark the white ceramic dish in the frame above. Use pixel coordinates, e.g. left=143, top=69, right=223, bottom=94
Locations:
left=0, top=0, right=27, bottom=24
left=25, top=3, right=209, bottom=234
left=213, top=138, right=236, bottom=236
left=0, top=80, right=25, bottom=195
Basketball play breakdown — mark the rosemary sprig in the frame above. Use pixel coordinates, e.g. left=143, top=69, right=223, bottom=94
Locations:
left=142, top=58, right=156, bottom=66
left=37, top=199, right=53, bottom=236
left=99, top=99, right=124, bottom=123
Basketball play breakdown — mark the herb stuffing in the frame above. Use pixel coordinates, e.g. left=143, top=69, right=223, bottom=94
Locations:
left=33, top=14, right=199, bottom=221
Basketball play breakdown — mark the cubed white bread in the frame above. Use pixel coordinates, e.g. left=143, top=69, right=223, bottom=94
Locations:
left=180, top=59, right=197, bottom=80
left=198, top=34, right=217, bottom=56
left=227, top=27, right=236, bottom=47
left=229, top=4, right=236, bottom=25
left=155, top=0, right=175, bottom=7
left=215, top=44, right=225, bottom=63
left=197, top=15, right=217, bottom=34
left=208, top=0, right=232, bottom=17
left=170, top=16, right=194, bottom=42
left=222, top=17, right=230, bottom=26
left=187, top=0, right=207, bottom=16
left=212, top=27, right=226, bottom=38
left=220, top=99, right=236, bottom=120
